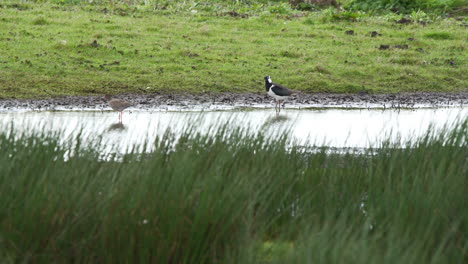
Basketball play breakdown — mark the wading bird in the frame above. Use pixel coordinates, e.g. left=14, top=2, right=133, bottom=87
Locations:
left=264, top=76, right=293, bottom=113
left=102, top=94, right=133, bottom=123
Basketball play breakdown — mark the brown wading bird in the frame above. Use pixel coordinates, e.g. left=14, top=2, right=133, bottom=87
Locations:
left=102, top=94, right=133, bottom=123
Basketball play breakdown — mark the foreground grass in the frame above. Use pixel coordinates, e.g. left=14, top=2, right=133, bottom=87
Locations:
left=0, top=120, right=467, bottom=263
left=0, top=2, right=466, bottom=98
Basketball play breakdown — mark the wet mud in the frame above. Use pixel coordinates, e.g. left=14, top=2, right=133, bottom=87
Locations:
left=0, top=91, right=467, bottom=112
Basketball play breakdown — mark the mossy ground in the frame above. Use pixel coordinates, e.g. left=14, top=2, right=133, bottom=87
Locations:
left=0, top=2, right=466, bottom=98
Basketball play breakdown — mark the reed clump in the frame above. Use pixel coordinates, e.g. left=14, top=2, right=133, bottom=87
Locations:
left=0, top=122, right=466, bottom=263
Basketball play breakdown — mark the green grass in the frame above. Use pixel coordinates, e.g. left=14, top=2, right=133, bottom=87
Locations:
left=0, top=2, right=466, bottom=98
left=347, top=0, right=467, bottom=13
left=0, top=119, right=467, bottom=263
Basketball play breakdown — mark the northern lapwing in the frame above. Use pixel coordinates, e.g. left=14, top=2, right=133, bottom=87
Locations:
left=264, top=76, right=293, bottom=113
left=102, top=94, right=133, bottom=123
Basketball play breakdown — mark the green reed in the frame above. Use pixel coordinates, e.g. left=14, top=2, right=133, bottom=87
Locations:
left=0, top=121, right=466, bottom=263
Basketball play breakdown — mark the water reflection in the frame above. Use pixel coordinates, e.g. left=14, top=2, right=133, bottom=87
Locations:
left=107, top=122, right=127, bottom=132
left=0, top=108, right=466, bottom=156
left=263, top=114, right=290, bottom=127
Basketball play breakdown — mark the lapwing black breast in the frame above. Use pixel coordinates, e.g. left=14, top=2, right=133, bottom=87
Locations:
left=264, top=76, right=293, bottom=100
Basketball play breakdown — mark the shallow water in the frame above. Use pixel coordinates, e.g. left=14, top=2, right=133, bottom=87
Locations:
left=1, top=107, right=466, bottom=155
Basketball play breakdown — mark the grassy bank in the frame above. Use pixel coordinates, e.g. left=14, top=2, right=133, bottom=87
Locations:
left=0, top=1, right=467, bottom=98
left=0, top=120, right=467, bottom=263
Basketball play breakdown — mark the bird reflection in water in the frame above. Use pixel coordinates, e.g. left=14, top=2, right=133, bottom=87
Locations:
left=107, top=122, right=127, bottom=132
left=262, top=114, right=290, bottom=128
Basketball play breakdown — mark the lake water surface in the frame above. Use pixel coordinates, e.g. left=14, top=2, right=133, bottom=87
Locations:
left=1, top=107, right=466, bottom=155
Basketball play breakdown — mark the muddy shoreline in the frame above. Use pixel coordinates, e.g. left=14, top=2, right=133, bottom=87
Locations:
left=0, top=92, right=467, bottom=111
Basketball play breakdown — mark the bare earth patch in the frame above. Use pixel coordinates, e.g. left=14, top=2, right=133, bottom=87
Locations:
left=0, top=92, right=467, bottom=111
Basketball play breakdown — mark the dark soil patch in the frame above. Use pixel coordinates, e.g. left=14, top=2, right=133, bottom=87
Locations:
left=1, top=92, right=467, bottom=111
left=89, top=40, right=100, bottom=48
left=393, top=44, right=409, bottom=49
left=224, top=11, right=248, bottom=18
left=395, top=18, right=412, bottom=24
left=370, top=31, right=381, bottom=37
left=379, top=44, right=409, bottom=50
left=379, top=45, right=390, bottom=50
